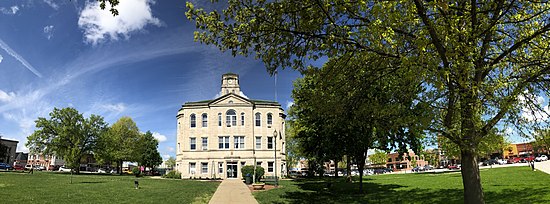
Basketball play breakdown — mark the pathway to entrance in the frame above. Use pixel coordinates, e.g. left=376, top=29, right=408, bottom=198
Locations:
left=535, top=160, right=550, bottom=174
left=209, top=179, right=258, bottom=204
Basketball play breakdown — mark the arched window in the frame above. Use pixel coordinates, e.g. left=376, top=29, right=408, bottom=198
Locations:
left=241, top=113, right=245, bottom=126
left=202, top=113, right=208, bottom=127
left=218, top=113, right=222, bottom=127
left=190, top=114, right=196, bottom=128
left=255, top=113, right=261, bottom=127
left=226, top=109, right=237, bottom=126
left=267, top=113, right=273, bottom=126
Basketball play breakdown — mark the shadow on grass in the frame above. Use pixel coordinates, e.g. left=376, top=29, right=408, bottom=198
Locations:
left=275, top=178, right=549, bottom=204
left=78, top=181, right=107, bottom=184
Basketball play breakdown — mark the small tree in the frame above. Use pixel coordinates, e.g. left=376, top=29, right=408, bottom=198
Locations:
left=166, top=157, right=176, bottom=170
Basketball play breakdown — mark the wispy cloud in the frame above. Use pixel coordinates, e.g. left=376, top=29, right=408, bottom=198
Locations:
left=285, top=101, right=294, bottom=109
left=0, top=90, right=16, bottom=103
left=0, top=54, right=3, bottom=63
left=0, top=6, right=19, bottom=15
left=43, top=25, right=54, bottom=40
left=152, top=132, right=167, bottom=142
left=167, top=147, right=175, bottom=153
left=0, top=38, right=42, bottom=77
left=78, top=0, right=162, bottom=45
left=43, top=0, right=59, bottom=10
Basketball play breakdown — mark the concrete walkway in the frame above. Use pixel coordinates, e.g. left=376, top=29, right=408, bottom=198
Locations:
left=535, top=160, right=550, bottom=174
left=209, top=179, right=258, bottom=204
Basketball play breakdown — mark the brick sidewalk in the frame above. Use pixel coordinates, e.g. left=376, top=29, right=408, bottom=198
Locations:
left=209, top=179, right=258, bottom=204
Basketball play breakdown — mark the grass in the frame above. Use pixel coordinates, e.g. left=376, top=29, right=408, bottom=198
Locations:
left=254, top=166, right=550, bottom=204
left=0, top=171, right=219, bottom=204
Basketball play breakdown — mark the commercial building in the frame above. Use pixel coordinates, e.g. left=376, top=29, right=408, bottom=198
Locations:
left=176, top=73, right=286, bottom=179
left=0, top=138, right=18, bottom=165
left=386, top=150, right=428, bottom=171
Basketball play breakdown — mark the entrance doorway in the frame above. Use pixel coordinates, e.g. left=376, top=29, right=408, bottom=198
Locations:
left=227, top=162, right=238, bottom=178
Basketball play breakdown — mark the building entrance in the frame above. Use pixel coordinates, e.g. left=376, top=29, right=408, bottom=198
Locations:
left=227, top=162, right=238, bottom=178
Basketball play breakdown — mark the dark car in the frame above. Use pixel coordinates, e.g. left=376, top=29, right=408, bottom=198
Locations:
left=483, top=159, right=498, bottom=166
left=0, top=163, right=14, bottom=170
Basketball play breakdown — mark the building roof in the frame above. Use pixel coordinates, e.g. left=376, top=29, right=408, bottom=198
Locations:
left=182, top=93, right=280, bottom=107
left=0, top=138, right=19, bottom=143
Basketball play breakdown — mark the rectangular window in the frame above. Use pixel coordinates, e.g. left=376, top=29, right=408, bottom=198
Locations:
left=218, top=162, right=223, bottom=174
left=189, top=163, right=196, bottom=174
left=190, top=138, right=196, bottom=150
left=218, top=113, right=222, bottom=127
left=201, top=162, right=208, bottom=174
left=255, top=136, right=261, bottom=149
left=202, top=137, right=208, bottom=150
left=267, top=137, right=273, bottom=149
left=202, top=114, right=208, bottom=127
left=256, top=161, right=262, bottom=166
left=241, top=113, right=245, bottom=126
left=177, top=143, right=180, bottom=152
left=268, top=162, right=274, bottom=173
left=234, top=136, right=245, bottom=149
left=218, top=136, right=230, bottom=149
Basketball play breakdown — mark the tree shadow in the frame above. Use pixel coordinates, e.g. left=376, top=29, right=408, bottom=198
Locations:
left=277, top=178, right=550, bottom=204
left=77, top=181, right=107, bottom=184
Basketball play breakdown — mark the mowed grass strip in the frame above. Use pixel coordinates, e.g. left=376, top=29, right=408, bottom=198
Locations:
left=0, top=171, right=219, bottom=204
left=254, top=166, right=550, bottom=204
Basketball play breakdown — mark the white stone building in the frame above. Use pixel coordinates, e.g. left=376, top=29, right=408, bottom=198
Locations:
left=176, top=73, right=286, bottom=179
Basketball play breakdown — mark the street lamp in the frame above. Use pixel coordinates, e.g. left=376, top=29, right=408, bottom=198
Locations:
left=273, top=129, right=278, bottom=187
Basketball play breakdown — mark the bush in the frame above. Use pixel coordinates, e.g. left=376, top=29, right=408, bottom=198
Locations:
left=241, top=165, right=264, bottom=182
left=162, top=170, right=182, bottom=179
left=132, top=167, right=142, bottom=177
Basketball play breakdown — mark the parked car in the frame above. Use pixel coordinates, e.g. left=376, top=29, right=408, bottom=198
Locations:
left=508, top=157, right=522, bottom=163
left=521, top=155, right=535, bottom=163
left=424, top=165, right=434, bottom=170
left=483, top=159, right=498, bottom=166
left=447, top=164, right=460, bottom=170
left=13, top=164, right=25, bottom=170
left=49, top=165, right=60, bottom=171
left=97, top=168, right=108, bottom=173
left=535, top=155, right=548, bottom=162
left=25, top=164, right=33, bottom=170
left=59, top=166, right=72, bottom=172
left=0, top=163, right=14, bottom=170
left=497, top=159, right=507, bottom=165
left=34, top=166, right=46, bottom=171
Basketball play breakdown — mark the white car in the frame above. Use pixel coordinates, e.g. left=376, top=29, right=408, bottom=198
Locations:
left=97, top=168, right=107, bottom=173
left=535, top=155, right=548, bottom=162
left=59, top=166, right=72, bottom=172
left=497, top=159, right=507, bottom=165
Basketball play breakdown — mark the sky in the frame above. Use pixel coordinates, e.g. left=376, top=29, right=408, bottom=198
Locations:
left=0, top=0, right=301, bottom=160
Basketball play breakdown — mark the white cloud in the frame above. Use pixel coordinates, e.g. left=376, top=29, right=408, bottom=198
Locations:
left=0, top=54, right=3, bottom=63
left=152, top=132, right=167, bottom=142
left=43, top=25, right=54, bottom=40
left=99, top=103, right=126, bottom=114
left=518, top=94, right=549, bottom=121
left=162, top=154, right=170, bottom=159
left=0, top=90, right=16, bottom=103
left=43, top=0, right=59, bottom=10
left=167, top=147, right=175, bottom=152
left=0, top=38, right=42, bottom=77
left=285, top=101, right=294, bottom=109
left=78, top=0, right=162, bottom=45
left=0, top=6, right=19, bottom=15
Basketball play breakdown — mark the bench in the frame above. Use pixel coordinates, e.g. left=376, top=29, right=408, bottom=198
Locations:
left=262, top=176, right=279, bottom=185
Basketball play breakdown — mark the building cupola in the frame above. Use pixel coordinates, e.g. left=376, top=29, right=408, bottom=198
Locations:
left=220, top=73, right=240, bottom=96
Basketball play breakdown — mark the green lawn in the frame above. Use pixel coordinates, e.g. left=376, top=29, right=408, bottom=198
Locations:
left=0, top=171, right=219, bottom=203
left=254, top=166, right=550, bottom=204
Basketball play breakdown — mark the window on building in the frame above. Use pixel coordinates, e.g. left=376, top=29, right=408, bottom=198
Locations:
left=241, top=161, right=246, bottom=167
left=234, top=136, right=245, bottom=149
left=256, top=161, right=262, bottom=166
left=255, top=113, right=261, bottom=126
left=201, top=162, right=208, bottom=174
left=177, top=143, right=180, bottom=152
left=202, top=137, right=208, bottom=150
left=218, top=113, right=222, bottom=127
left=218, top=162, right=223, bottom=174
left=388, top=158, right=392, bottom=162
left=241, top=113, right=245, bottom=126
left=267, top=137, right=273, bottom=149
left=255, top=136, right=262, bottom=149
left=190, top=114, right=196, bottom=128
left=267, top=113, right=273, bottom=126
left=226, top=109, right=237, bottom=127
left=190, top=138, right=196, bottom=150
left=268, top=162, right=274, bottom=173
left=189, top=163, right=196, bottom=174
left=202, top=113, right=208, bottom=127
left=219, top=136, right=230, bottom=149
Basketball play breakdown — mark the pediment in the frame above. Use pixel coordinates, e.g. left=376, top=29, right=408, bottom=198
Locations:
left=209, top=93, right=252, bottom=106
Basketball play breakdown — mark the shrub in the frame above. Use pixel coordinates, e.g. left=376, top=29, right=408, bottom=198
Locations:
left=132, top=167, right=142, bottom=177
left=241, top=165, right=264, bottom=182
left=162, top=170, right=182, bottom=179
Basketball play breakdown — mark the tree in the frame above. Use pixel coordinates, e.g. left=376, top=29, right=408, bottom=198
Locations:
left=438, top=130, right=509, bottom=159
left=533, top=129, right=550, bottom=155
left=187, top=1, right=550, bottom=203
left=0, top=135, right=8, bottom=162
left=166, top=157, right=176, bottom=170
left=137, top=131, right=163, bottom=169
left=97, top=117, right=142, bottom=174
left=26, top=107, right=107, bottom=174
left=369, top=150, right=388, bottom=166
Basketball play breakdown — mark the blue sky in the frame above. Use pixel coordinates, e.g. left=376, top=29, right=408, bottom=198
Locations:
left=0, top=0, right=301, bottom=159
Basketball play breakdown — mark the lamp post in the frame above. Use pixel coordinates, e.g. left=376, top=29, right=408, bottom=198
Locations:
left=273, top=129, right=278, bottom=187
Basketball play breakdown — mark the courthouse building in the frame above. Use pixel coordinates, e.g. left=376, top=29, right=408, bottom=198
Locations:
left=176, top=73, right=286, bottom=179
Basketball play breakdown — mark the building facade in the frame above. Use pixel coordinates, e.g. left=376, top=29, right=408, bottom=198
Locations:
left=0, top=138, right=18, bottom=165
left=386, top=150, right=428, bottom=171
left=176, top=73, right=286, bottom=179
left=27, top=153, right=65, bottom=170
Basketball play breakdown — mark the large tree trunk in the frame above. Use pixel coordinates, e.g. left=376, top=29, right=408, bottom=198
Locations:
left=357, top=150, right=367, bottom=194
left=460, top=149, right=484, bottom=204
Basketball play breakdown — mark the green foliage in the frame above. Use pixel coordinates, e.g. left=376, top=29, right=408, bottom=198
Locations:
left=534, top=129, right=550, bottom=154
left=132, top=167, right=141, bottom=177
left=96, top=117, right=142, bottom=171
left=369, top=150, right=388, bottom=166
left=96, top=0, right=119, bottom=16
left=137, top=131, right=163, bottom=168
left=26, top=107, right=108, bottom=173
left=0, top=135, right=7, bottom=160
left=439, top=130, right=509, bottom=159
left=162, top=170, right=182, bottom=179
left=166, top=157, right=176, bottom=169
left=255, top=166, right=265, bottom=182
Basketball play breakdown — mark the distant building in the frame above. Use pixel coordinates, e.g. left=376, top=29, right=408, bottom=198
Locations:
left=386, top=150, right=428, bottom=171
left=14, top=152, right=28, bottom=166
left=502, top=142, right=546, bottom=158
left=0, top=138, right=18, bottom=165
left=176, top=73, right=286, bottom=179
left=27, top=154, right=65, bottom=170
